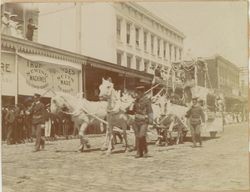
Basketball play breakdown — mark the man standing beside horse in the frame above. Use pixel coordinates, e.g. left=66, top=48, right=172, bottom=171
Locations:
left=26, top=93, right=48, bottom=152
left=129, top=85, right=153, bottom=158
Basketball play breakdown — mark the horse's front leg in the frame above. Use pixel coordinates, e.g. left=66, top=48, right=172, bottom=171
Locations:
left=78, top=122, right=90, bottom=152
left=106, top=125, right=113, bottom=155
left=101, top=128, right=109, bottom=151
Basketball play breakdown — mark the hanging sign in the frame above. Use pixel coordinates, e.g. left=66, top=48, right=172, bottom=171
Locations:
left=25, top=62, right=50, bottom=89
left=55, top=68, right=77, bottom=93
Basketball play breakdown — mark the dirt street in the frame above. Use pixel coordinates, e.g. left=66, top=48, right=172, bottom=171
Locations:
left=2, top=122, right=249, bottom=192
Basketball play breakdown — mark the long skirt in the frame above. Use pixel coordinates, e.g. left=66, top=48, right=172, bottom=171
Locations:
left=45, top=119, right=52, bottom=137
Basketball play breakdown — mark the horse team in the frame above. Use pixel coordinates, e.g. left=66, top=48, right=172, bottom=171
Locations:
left=50, top=78, right=189, bottom=155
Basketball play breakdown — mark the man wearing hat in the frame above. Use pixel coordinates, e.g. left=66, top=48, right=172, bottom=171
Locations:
left=186, top=96, right=205, bottom=147
left=26, top=93, right=47, bottom=152
left=129, top=85, right=153, bottom=158
left=26, top=18, right=37, bottom=41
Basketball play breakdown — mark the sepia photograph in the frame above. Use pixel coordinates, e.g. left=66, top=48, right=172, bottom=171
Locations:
left=0, top=1, right=249, bottom=192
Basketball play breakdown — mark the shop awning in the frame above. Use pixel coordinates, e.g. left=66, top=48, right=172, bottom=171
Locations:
left=17, top=52, right=82, bottom=70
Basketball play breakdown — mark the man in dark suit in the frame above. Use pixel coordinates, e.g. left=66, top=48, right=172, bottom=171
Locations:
left=128, top=85, right=154, bottom=158
left=26, top=18, right=37, bottom=41
left=26, top=93, right=47, bottom=152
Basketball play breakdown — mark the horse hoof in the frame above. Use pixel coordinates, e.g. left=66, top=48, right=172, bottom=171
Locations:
left=78, top=145, right=84, bottom=152
left=101, top=147, right=107, bottom=151
left=86, top=144, right=91, bottom=149
left=106, top=151, right=111, bottom=155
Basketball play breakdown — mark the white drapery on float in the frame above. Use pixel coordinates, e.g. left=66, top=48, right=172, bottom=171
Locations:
left=170, top=57, right=224, bottom=137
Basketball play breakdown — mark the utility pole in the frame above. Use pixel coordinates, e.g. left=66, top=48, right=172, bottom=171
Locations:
left=76, top=2, right=82, bottom=54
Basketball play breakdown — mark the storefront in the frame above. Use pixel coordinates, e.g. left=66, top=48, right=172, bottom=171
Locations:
left=84, top=57, right=153, bottom=101
left=1, top=35, right=84, bottom=107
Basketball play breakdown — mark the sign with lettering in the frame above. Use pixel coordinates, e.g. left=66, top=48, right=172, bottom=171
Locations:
left=25, top=62, right=51, bottom=89
left=1, top=52, right=17, bottom=95
left=18, top=56, right=80, bottom=96
left=54, top=68, right=78, bottom=94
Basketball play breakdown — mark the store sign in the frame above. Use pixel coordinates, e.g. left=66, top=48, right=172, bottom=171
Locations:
left=1, top=52, right=17, bottom=95
left=18, top=56, right=80, bottom=96
left=25, top=62, right=50, bottom=89
left=55, top=68, right=76, bottom=93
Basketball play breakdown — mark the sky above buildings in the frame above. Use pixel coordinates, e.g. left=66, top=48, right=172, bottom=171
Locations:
left=139, top=1, right=248, bottom=68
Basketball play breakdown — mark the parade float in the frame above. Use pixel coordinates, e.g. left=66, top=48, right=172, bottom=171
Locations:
left=153, top=56, right=224, bottom=141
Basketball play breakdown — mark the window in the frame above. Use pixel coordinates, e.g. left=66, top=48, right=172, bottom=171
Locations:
left=136, top=57, right=141, bottom=70
left=174, top=47, right=177, bottom=61
left=126, top=23, right=131, bottom=44
left=144, top=31, right=147, bottom=51
left=151, top=35, right=154, bottom=54
left=157, top=38, right=160, bottom=56
left=179, top=50, right=182, bottom=60
left=116, top=18, right=121, bottom=39
left=163, top=42, right=166, bottom=58
left=169, top=44, right=172, bottom=61
left=144, top=60, right=149, bottom=72
left=135, top=27, right=139, bottom=47
left=127, top=55, right=132, bottom=68
left=117, top=52, right=122, bottom=65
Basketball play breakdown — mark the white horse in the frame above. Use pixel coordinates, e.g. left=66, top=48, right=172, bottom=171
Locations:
left=50, top=92, right=108, bottom=152
left=98, top=78, right=136, bottom=154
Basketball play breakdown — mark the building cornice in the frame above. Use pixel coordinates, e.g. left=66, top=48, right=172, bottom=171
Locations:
left=126, top=2, right=185, bottom=39
left=1, top=34, right=86, bottom=65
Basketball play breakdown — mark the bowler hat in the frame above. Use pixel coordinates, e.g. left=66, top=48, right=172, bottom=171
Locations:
left=34, top=93, right=41, bottom=97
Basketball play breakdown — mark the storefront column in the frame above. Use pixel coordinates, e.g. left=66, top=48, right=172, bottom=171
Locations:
left=15, top=49, right=18, bottom=104
left=82, top=63, right=86, bottom=98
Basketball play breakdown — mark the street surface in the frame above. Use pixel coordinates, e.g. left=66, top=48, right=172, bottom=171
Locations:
left=2, top=122, right=249, bottom=192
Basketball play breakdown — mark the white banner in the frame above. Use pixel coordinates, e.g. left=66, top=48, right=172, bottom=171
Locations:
left=18, top=56, right=80, bottom=96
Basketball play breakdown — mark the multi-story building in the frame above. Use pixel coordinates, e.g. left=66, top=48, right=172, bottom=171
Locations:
left=204, top=55, right=241, bottom=111
left=37, top=2, right=185, bottom=74
left=239, top=67, right=248, bottom=97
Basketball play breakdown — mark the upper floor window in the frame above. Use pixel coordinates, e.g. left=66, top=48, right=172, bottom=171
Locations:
left=163, top=42, right=166, bottom=58
left=117, top=52, right=122, bottom=65
left=135, top=27, right=139, bottom=47
left=136, top=57, right=141, bottom=70
left=157, top=38, right=160, bottom=56
left=116, top=18, right=121, bottom=39
left=127, top=55, right=132, bottom=68
left=144, top=60, right=149, bottom=72
left=144, top=31, right=147, bottom=51
left=151, top=35, right=154, bottom=54
left=126, top=23, right=131, bottom=44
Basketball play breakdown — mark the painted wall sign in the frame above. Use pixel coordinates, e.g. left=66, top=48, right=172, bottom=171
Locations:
left=54, top=68, right=78, bottom=93
left=18, top=56, right=80, bottom=96
left=25, top=62, right=50, bottom=89
left=1, top=52, right=17, bottom=95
